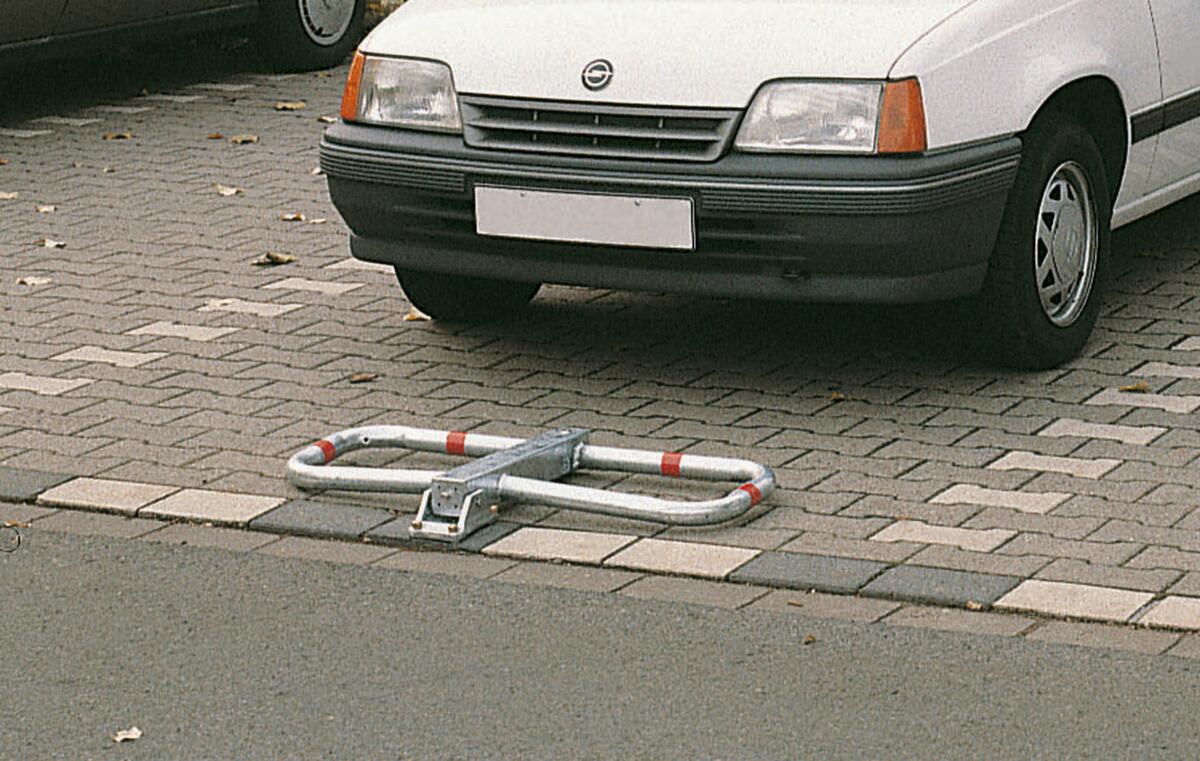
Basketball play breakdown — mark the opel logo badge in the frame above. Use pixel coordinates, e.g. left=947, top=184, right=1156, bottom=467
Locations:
left=582, top=59, right=614, bottom=91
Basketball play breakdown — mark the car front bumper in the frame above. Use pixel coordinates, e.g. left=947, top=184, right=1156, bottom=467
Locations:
left=320, top=123, right=1021, bottom=303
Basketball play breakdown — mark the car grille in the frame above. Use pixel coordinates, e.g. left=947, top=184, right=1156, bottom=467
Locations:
left=459, top=96, right=740, bottom=163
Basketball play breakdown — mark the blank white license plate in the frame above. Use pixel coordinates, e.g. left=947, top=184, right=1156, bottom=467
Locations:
left=474, top=186, right=695, bottom=250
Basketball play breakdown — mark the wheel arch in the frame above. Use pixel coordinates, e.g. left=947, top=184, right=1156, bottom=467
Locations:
left=1025, top=76, right=1129, bottom=203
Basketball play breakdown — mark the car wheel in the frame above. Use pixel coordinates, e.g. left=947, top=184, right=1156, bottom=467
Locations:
left=257, top=0, right=365, bottom=72
left=395, top=269, right=541, bottom=323
left=976, top=111, right=1111, bottom=369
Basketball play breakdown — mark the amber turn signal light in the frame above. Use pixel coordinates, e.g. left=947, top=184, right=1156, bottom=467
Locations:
left=877, top=79, right=927, bottom=154
left=340, top=51, right=366, bottom=122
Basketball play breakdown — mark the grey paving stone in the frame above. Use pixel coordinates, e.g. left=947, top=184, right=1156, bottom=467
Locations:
left=860, top=565, right=1021, bottom=609
left=249, top=499, right=392, bottom=540
left=729, top=552, right=887, bottom=594
left=0, top=467, right=73, bottom=502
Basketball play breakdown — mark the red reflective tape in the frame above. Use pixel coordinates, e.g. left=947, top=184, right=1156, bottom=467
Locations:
left=315, top=439, right=336, bottom=464
left=738, top=483, right=762, bottom=506
left=446, top=431, right=467, bottom=456
left=660, top=452, right=683, bottom=477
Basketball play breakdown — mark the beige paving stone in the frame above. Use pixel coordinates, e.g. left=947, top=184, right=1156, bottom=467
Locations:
left=324, top=258, right=392, bottom=273
left=1133, top=362, right=1200, bottom=380
left=1085, top=388, right=1200, bottom=415
left=884, top=606, right=1036, bottom=637
left=618, top=576, right=769, bottom=609
left=262, top=277, right=363, bottom=295
left=1139, top=596, right=1200, bottom=630
left=869, top=521, right=1014, bottom=553
left=196, top=298, right=303, bottom=318
left=995, top=580, right=1153, bottom=623
left=0, top=406, right=13, bottom=416
left=482, top=527, right=636, bottom=564
left=1037, top=419, right=1165, bottom=446
left=30, top=510, right=166, bottom=539
left=126, top=321, right=239, bottom=342
left=50, top=346, right=166, bottom=368
left=493, top=562, right=642, bottom=593
left=929, top=484, right=1069, bottom=514
left=1167, top=635, right=1200, bottom=658
left=0, top=372, right=93, bottom=396
left=376, top=550, right=516, bottom=579
left=750, top=590, right=902, bottom=622
left=1174, top=337, right=1200, bottom=352
left=1026, top=621, right=1180, bottom=654
left=1034, top=558, right=1180, bottom=593
left=604, top=538, right=759, bottom=579
left=987, top=451, right=1120, bottom=479
left=139, top=489, right=284, bottom=526
left=37, top=478, right=178, bottom=516
left=141, top=523, right=279, bottom=551
left=257, top=536, right=396, bottom=565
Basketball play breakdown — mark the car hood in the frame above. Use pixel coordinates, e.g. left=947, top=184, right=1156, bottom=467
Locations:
left=364, top=0, right=975, bottom=107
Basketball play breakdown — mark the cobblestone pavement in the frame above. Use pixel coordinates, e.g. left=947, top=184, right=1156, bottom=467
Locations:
left=3, top=41, right=1200, bottom=641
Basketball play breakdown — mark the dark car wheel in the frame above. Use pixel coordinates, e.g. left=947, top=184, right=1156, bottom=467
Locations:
left=257, top=0, right=365, bottom=72
left=976, top=110, right=1111, bottom=369
left=395, top=269, right=542, bottom=323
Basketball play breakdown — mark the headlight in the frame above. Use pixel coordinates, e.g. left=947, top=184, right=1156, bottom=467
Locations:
left=735, top=79, right=926, bottom=155
left=341, top=53, right=462, bottom=133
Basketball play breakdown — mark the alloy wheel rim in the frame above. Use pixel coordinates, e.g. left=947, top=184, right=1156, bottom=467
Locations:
left=297, top=0, right=356, bottom=46
left=1034, top=161, right=1097, bottom=327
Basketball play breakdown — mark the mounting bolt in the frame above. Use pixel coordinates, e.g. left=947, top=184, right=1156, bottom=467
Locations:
left=447, top=524, right=458, bottom=534
left=411, top=520, right=422, bottom=530
left=439, top=490, right=452, bottom=499
left=490, top=504, right=500, bottom=514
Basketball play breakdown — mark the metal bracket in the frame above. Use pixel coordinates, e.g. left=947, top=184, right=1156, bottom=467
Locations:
left=287, top=425, right=774, bottom=546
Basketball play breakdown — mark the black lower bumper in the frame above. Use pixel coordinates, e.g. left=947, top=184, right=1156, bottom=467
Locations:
left=321, top=123, right=1021, bottom=303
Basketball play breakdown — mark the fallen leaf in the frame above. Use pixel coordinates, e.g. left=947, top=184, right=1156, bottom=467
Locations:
left=348, top=372, right=379, bottom=384
left=310, top=167, right=324, bottom=176
left=1119, top=381, right=1152, bottom=394
left=36, top=204, right=57, bottom=213
left=317, top=71, right=332, bottom=78
left=966, top=601, right=984, bottom=612
left=110, top=727, right=142, bottom=743
left=35, top=238, right=66, bottom=249
left=280, top=212, right=306, bottom=222
left=307, top=218, right=328, bottom=225
left=206, top=132, right=225, bottom=140
left=214, top=183, right=244, bottom=197
left=317, top=115, right=337, bottom=124
left=103, top=167, right=116, bottom=174
left=251, top=251, right=296, bottom=266
left=275, top=101, right=307, bottom=111
left=403, top=306, right=432, bottom=322
left=829, top=391, right=847, bottom=401
left=102, top=131, right=133, bottom=140
left=802, top=634, right=818, bottom=646
left=229, top=134, right=259, bottom=145
left=2, top=519, right=30, bottom=528
left=0, top=192, right=17, bottom=201
left=16, top=276, right=52, bottom=286
left=0, top=158, right=8, bottom=165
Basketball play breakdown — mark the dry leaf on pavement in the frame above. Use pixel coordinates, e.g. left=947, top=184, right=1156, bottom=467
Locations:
left=251, top=252, right=296, bottom=266
left=829, top=391, right=847, bottom=401
left=35, top=204, right=57, bottom=213
left=0, top=192, right=17, bottom=200
left=280, top=212, right=306, bottom=222
left=110, top=727, right=142, bottom=743
left=35, top=238, right=66, bottom=249
left=802, top=635, right=818, bottom=646
left=275, top=101, right=307, bottom=111
left=102, top=131, right=133, bottom=140
left=16, top=276, right=52, bottom=286
left=1119, top=381, right=1152, bottom=394
left=206, top=132, right=225, bottom=140
left=310, top=167, right=324, bottom=176
left=308, top=218, right=328, bottom=225
left=966, top=601, right=984, bottom=612
left=102, top=167, right=116, bottom=174
left=214, top=184, right=244, bottom=197
left=0, top=158, right=8, bottom=165
left=318, top=115, right=337, bottom=124
left=229, top=134, right=259, bottom=145
left=403, top=307, right=432, bottom=322
left=348, top=372, right=379, bottom=384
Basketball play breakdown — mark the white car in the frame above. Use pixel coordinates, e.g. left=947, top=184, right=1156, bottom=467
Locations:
left=321, top=0, right=1200, bottom=368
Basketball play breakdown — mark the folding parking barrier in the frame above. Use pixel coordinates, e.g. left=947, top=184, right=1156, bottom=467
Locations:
left=287, top=426, right=776, bottom=544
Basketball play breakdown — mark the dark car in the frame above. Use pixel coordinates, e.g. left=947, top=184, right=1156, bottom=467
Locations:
left=1, top=0, right=364, bottom=71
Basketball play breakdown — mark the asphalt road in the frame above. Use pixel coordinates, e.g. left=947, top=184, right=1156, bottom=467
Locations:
left=1, top=528, right=1196, bottom=760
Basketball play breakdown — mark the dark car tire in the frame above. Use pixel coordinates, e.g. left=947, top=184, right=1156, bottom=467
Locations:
left=395, top=269, right=541, bottom=323
left=257, top=0, right=365, bottom=72
left=975, top=110, right=1112, bottom=369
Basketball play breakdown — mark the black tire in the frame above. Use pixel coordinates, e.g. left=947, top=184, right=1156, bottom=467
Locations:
left=257, top=0, right=365, bottom=72
left=395, top=269, right=541, bottom=323
left=976, top=111, right=1112, bottom=369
